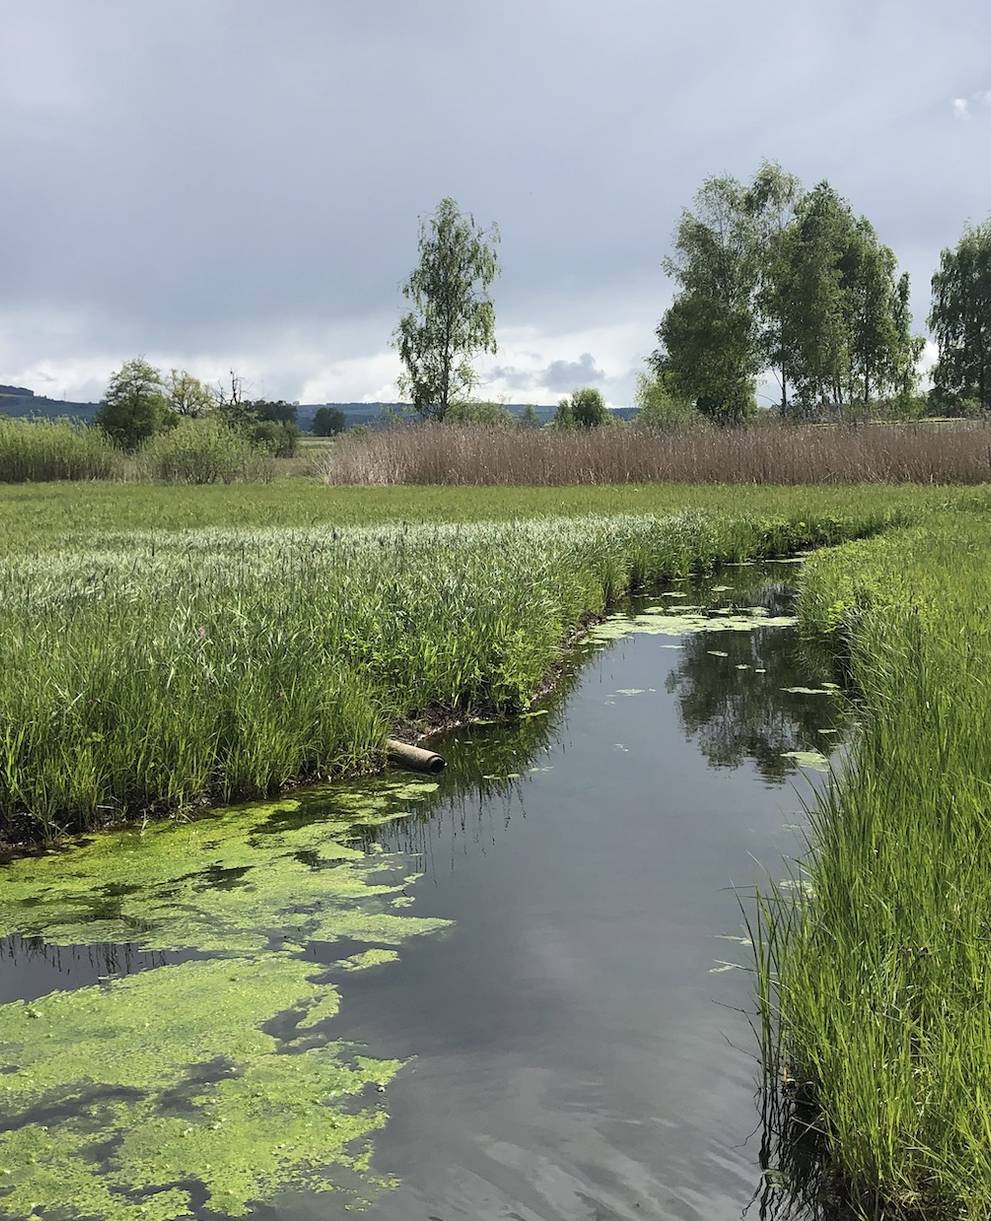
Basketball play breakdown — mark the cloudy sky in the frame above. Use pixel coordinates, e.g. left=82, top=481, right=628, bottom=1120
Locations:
left=2, top=0, right=990, bottom=406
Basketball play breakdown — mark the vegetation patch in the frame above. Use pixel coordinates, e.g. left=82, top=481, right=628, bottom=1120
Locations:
left=756, top=512, right=991, bottom=1218
left=0, top=490, right=936, bottom=838
left=0, top=775, right=453, bottom=1219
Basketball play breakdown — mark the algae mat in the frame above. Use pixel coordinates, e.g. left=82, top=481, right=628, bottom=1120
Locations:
left=0, top=779, right=449, bottom=1220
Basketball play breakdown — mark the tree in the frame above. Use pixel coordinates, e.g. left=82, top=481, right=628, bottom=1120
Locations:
left=312, top=406, right=346, bottom=435
left=396, top=197, right=499, bottom=420
left=747, top=162, right=803, bottom=413
left=517, top=404, right=541, bottom=429
left=96, top=357, right=172, bottom=450
left=654, top=174, right=761, bottom=424
left=930, top=219, right=991, bottom=412
left=552, top=397, right=574, bottom=428
left=213, top=370, right=253, bottom=429
left=249, top=399, right=297, bottom=426
left=570, top=387, right=610, bottom=428
left=165, top=369, right=214, bottom=418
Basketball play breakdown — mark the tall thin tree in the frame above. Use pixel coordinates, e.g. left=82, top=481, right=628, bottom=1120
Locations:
left=396, top=197, right=500, bottom=420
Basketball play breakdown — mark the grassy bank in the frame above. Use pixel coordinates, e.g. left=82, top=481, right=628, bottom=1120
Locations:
left=758, top=514, right=991, bottom=1218
left=0, top=481, right=958, bottom=839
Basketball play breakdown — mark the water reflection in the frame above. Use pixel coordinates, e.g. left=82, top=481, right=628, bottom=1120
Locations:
left=665, top=620, right=848, bottom=785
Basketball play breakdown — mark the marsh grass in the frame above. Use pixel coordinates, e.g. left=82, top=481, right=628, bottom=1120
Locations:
left=0, top=416, right=122, bottom=482
left=0, top=505, right=911, bottom=838
left=756, top=516, right=991, bottom=1219
left=313, top=420, right=991, bottom=486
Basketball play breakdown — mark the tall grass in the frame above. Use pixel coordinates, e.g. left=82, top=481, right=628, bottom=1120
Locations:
left=0, top=417, right=122, bottom=482
left=0, top=506, right=905, bottom=839
left=756, top=516, right=991, bottom=1218
left=313, top=420, right=991, bottom=485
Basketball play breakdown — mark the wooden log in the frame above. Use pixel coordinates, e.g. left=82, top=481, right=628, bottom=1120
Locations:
left=385, top=738, right=446, bottom=774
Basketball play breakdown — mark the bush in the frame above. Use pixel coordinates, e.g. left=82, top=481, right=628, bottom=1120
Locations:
left=139, top=418, right=275, bottom=484
left=249, top=419, right=299, bottom=457
left=633, top=372, right=702, bottom=431
left=0, top=417, right=122, bottom=482
left=445, top=400, right=515, bottom=428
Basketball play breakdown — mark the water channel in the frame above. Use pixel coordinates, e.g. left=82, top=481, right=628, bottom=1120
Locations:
left=0, top=562, right=850, bottom=1221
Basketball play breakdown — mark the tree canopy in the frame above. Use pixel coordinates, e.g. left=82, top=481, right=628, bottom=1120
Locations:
left=653, top=164, right=921, bottom=421
left=96, top=358, right=172, bottom=451
left=929, top=219, right=991, bottom=413
left=396, top=197, right=499, bottom=421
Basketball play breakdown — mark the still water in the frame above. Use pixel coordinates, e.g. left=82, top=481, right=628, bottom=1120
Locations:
left=0, top=564, right=848, bottom=1221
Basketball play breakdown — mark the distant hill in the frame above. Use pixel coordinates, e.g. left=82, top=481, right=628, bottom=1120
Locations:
left=0, top=387, right=635, bottom=430
left=0, top=386, right=101, bottom=422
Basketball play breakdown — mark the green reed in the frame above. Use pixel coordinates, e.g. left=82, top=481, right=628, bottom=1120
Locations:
left=757, top=514, right=991, bottom=1219
left=0, top=499, right=918, bottom=838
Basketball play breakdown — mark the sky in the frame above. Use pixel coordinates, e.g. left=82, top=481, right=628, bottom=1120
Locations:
left=2, top=0, right=990, bottom=407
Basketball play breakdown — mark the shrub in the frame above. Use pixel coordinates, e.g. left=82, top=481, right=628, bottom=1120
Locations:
left=0, top=417, right=122, bottom=482
left=249, top=419, right=299, bottom=457
left=139, top=418, right=275, bottom=484
left=633, top=372, right=702, bottom=431
left=445, top=400, right=515, bottom=428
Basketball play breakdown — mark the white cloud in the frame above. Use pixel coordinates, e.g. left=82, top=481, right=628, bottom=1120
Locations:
left=952, top=89, right=991, bottom=119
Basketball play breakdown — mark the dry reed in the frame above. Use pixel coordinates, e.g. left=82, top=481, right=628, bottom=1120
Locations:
left=313, top=420, right=991, bottom=486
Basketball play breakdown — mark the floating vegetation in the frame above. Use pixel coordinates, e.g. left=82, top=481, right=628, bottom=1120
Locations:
left=780, top=686, right=834, bottom=695
left=585, top=605, right=796, bottom=644
left=339, top=948, right=401, bottom=971
left=0, top=781, right=447, bottom=953
left=0, top=957, right=401, bottom=1220
left=0, top=776, right=454, bottom=1219
left=779, top=749, right=830, bottom=772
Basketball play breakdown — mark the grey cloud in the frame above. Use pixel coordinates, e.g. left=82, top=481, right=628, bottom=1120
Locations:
left=3, top=1, right=991, bottom=398
left=490, top=352, right=605, bottom=393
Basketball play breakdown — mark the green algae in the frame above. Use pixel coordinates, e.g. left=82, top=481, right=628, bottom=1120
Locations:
left=0, top=957, right=403, bottom=1220
left=0, top=776, right=453, bottom=1219
left=0, top=780, right=447, bottom=953
left=339, top=949, right=401, bottom=972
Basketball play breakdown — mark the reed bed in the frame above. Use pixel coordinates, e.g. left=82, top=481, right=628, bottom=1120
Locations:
left=0, top=417, right=122, bottom=482
left=0, top=505, right=907, bottom=839
left=314, top=420, right=991, bottom=486
left=756, top=515, right=991, bottom=1218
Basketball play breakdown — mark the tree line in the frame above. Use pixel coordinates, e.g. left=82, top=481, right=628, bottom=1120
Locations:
left=397, top=175, right=991, bottom=426
left=92, top=360, right=349, bottom=454
left=85, top=174, right=991, bottom=445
